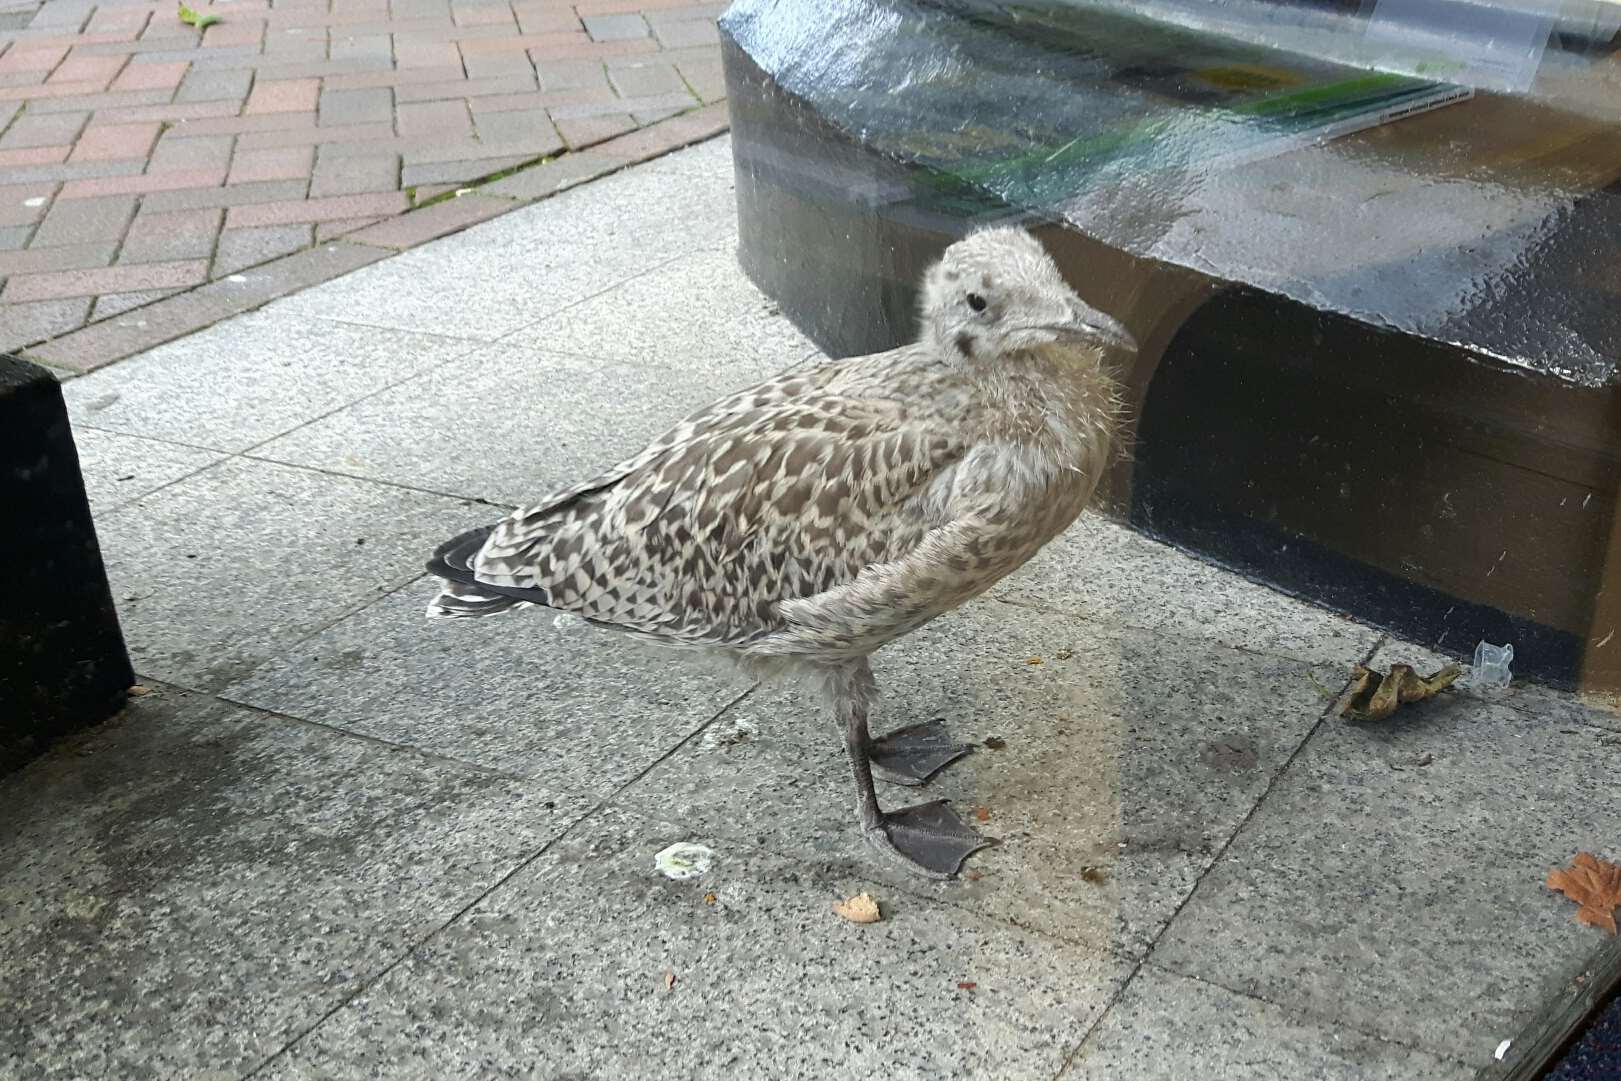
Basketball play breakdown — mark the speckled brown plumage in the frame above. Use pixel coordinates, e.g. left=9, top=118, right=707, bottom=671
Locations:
left=427, top=226, right=1133, bottom=877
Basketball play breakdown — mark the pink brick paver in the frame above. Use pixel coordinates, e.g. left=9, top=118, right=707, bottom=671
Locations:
left=0, top=0, right=727, bottom=362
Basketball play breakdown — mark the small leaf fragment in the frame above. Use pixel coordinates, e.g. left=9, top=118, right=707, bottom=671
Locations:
left=971, top=805, right=991, bottom=822
left=1547, top=852, right=1621, bottom=935
left=702, top=891, right=717, bottom=905
left=1025, top=657, right=1043, bottom=665
left=832, top=891, right=881, bottom=924
left=982, top=736, right=1006, bottom=750
left=663, top=970, right=676, bottom=990
left=957, top=980, right=977, bottom=991
left=127, top=685, right=151, bottom=696
left=178, top=4, right=220, bottom=29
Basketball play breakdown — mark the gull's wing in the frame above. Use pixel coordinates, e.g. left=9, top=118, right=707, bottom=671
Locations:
left=446, top=354, right=975, bottom=644
left=753, top=443, right=1076, bottom=660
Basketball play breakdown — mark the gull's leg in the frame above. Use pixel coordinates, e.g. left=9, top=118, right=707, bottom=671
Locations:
left=831, top=660, right=990, bottom=878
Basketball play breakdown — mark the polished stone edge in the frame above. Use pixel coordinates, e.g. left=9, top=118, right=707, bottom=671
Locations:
left=1483, top=932, right=1621, bottom=1081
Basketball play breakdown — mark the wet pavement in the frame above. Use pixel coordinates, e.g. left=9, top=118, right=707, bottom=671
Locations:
left=2, top=134, right=1619, bottom=1080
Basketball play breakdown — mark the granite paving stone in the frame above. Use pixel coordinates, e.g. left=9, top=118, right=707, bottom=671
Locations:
left=60, top=308, right=478, bottom=450
left=222, top=577, right=751, bottom=792
left=1149, top=684, right=1621, bottom=1066
left=614, top=598, right=1344, bottom=955
left=994, top=516, right=1381, bottom=668
left=209, top=221, right=312, bottom=277
left=252, top=343, right=755, bottom=504
left=69, top=425, right=226, bottom=514
left=1064, top=965, right=1475, bottom=1080
left=0, top=688, right=586, bottom=1081
left=0, top=294, right=91, bottom=349
left=512, top=246, right=803, bottom=376
left=87, top=285, right=180, bottom=320
left=91, top=456, right=481, bottom=691
left=252, top=805, right=1130, bottom=1081
left=266, top=136, right=736, bottom=339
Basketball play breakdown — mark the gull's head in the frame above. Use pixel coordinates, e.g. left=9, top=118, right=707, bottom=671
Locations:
left=920, top=226, right=1136, bottom=362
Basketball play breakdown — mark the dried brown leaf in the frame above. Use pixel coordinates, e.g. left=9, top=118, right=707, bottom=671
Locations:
left=832, top=892, right=881, bottom=924
left=957, top=981, right=977, bottom=991
left=702, top=891, right=717, bottom=905
left=982, top=737, right=1006, bottom=750
left=1547, top=852, right=1621, bottom=935
left=1025, top=657, right=1043, bottom=665
left=1338, top=662, right=1461, bottom=722
left=971, top=805, right=991, bottom=822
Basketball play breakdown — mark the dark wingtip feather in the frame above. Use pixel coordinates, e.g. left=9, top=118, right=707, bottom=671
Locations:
left=427, top=523, right=497, bottom=585
left=425, top=522, right=551, bottom=620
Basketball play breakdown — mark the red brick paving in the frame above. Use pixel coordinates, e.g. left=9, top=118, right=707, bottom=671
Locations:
left=0, top=0, right=725, bottom=358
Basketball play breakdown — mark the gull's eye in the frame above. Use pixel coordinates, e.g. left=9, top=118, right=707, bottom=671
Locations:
left=966, top=292, right=987, bottom=312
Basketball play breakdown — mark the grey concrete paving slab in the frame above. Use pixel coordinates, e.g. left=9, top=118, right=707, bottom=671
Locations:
left=634, top=130, right=734, bottom=175
left=222, top=577, right=750, bottom=789
left=60, top=310, right=480, bottom=453
left=995, top=517, right=1380, bottom=668
left=508, top=245, right=813, bottom=378
left=267, top=140, right=738, bottom=342
left=69, top=425, right=226, bottom=516
left=613, top=597, right=1336, bottom=956
left=0, top=686, right=585, bottom=1081
left=1497, top=681, right=1621, bottom=735
left=95, top=457, right=481, bottom=691
left=1148, top=685, right=1621, bottom=1066
left=253, top=805, right=1130, bottom=1081
left=251, top=344, right=753, bottom=506
left=1063, top=965, right=1475, bottom=1080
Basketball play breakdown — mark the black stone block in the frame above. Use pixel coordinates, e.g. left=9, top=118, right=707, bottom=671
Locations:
left=1, top=354, right=132, bottom=775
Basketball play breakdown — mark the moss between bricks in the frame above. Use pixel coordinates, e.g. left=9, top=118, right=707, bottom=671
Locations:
left=410, top=101, right=708, bottom=210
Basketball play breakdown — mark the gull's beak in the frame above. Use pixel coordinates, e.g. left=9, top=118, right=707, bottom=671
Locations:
left=1048, top=306, right=1136, bottom=353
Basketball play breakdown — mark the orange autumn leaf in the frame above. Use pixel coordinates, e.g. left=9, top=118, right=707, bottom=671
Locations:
left=1547, top=852, right=1621, bottom=935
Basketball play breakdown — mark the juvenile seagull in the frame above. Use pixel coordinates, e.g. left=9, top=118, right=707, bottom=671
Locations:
left=426, top=227, right=1132, bottom=877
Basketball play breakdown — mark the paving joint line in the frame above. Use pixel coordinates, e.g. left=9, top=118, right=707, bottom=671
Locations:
left=235, top=679, right=760, bottom=1081
left=987, top=592, right=1375, bottom=673
left=1053, top=633, right=1388, bottom=1078
left=1143, top=962, right=1480, bottom=1068
left=81, top=428, right=517, bottom=518
left=143, top=676, right=533, bottom=781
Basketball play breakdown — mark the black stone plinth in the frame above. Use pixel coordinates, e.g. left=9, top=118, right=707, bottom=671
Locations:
left=720, top=7, right=1621, bottom=689
left=1, top=355, right=132, bottom=775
